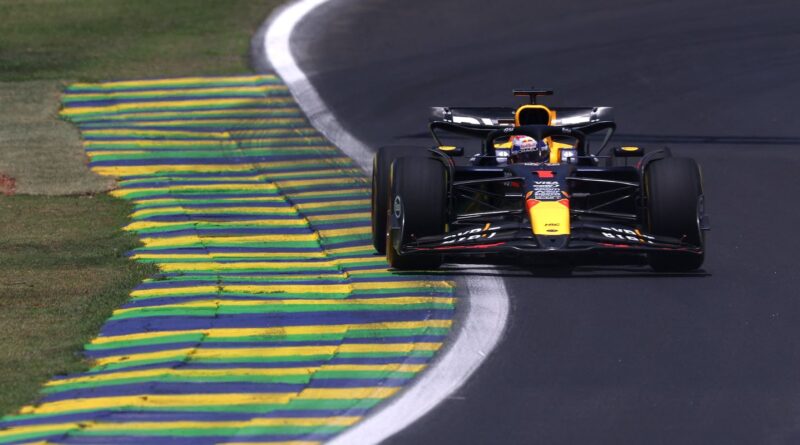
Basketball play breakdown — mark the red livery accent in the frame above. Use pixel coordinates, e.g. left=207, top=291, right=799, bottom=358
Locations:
left=430, top=242, right=507, bottom=251
left=526, top=198, right=541, bottom=210
left=600, top=242, right=631, bottom=248
left=536, top=170, right=555, bottom=178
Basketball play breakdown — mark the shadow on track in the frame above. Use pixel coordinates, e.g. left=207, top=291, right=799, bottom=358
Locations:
left=384, top=259, right=711, bottom=279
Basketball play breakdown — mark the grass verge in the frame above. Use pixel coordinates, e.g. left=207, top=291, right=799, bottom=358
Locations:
left=0, top=0, right=282, bottom=82
left=0, top=0, right=282, bottom=415
left=0, top=80, right=114, bottom=195
left=0, top=195, right=157, bottom=414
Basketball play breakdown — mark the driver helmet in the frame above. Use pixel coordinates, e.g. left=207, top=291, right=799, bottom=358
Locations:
left=511, top=135, right=549, bottom=163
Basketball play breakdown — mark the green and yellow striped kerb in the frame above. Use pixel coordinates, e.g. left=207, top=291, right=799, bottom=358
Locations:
left=0, top=75, right=454, bottom=445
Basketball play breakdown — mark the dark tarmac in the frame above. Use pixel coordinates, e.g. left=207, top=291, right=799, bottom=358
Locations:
left=295, top=1, right=800, bottom=442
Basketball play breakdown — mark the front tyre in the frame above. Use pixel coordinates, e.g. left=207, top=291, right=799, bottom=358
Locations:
left=371, top=146, right=427, bottom=254
left=386, top=156, right=447, bottom=270
left=645, top=157, right=705, bottom=272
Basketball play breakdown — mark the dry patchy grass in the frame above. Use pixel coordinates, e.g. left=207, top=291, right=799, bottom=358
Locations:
left=0, top=81, right=114, bottom=195
left=0, top=195, right=156, bottom=414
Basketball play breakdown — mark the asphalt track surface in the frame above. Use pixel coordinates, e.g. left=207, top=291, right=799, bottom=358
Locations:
left=293, top=1, right=800, bottom=443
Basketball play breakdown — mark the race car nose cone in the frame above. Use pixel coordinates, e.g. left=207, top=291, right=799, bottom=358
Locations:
left=526, top=198, right=570, bottom=236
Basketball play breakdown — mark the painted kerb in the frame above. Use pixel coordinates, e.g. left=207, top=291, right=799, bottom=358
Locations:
left=0, top=75, right=454, bottom=445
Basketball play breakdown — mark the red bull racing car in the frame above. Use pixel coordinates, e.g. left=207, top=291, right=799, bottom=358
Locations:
left=371, top=90, right=709, bottom=272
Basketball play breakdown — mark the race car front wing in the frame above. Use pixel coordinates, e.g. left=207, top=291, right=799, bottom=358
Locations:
left=401, top=221, right=703, bottom=257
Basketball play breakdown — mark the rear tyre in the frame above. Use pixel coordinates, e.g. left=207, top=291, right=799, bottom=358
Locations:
left=386, top=156, right=447, bottom=270
left=645, top=157, right=705, bottom=272
left=371, top=146, right=427, bottom=254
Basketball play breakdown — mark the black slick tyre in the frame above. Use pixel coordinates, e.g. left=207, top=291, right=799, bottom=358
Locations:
left=386, top=156, right=447, bottom=270
left=371, top=146, right=427, bottom=254
left=645, top=157, right=705, bottom=272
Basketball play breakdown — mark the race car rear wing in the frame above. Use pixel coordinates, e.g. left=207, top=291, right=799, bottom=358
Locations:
left=430, top=106, right=614, bottom=127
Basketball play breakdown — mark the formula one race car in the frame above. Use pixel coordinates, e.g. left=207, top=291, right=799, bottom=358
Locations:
left=371, top=89, right=709, bottom=272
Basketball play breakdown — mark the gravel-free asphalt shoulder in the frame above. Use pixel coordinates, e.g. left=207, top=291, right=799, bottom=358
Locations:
left=294, top=0, right=800, bottom=443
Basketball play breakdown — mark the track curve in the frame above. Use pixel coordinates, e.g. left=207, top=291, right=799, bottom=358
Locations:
left=293, top=0, right=800, bottom=443
left=259, top=4, right=511, bottom=443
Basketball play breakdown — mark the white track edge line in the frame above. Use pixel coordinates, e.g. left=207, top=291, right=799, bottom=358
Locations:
left=255, top=2, right=511, bottom=443
left=262, top=0, right=374, bottom=172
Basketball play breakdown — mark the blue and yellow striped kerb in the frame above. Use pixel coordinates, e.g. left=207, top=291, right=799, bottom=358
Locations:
left=0, top=75, right=455, bottom=444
